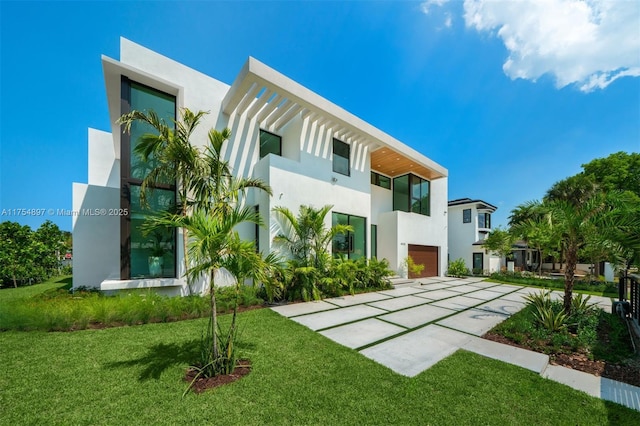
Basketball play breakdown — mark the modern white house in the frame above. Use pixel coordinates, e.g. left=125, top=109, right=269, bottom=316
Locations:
left=447, top=198, right=501, bottom=274
left=72, top=38, right=449, bottom=295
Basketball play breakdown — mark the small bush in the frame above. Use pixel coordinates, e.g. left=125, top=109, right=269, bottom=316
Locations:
left=447, top=258, right=468, bottom=277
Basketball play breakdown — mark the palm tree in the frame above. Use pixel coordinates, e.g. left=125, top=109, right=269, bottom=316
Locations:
left=153, top=206, right=262, bottom=375
left=510, top=212, right=559, bottom=277
left=118, top=109, right=272, bottom=291
left=272, top=205, right=352, bottom=268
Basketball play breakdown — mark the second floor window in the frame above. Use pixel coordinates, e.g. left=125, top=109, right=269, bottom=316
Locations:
left=260, top=129, right=281, bottom=158
left=463, top=209, right=471, bottom=223
left=371, top=171, right=391, bottom=189
left=333, top=138, right=350, bottom=176
left=478, top=212, right=491, bottom=229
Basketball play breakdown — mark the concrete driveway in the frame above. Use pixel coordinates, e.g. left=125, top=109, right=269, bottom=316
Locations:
left=271, top=277, right=640, bottom=411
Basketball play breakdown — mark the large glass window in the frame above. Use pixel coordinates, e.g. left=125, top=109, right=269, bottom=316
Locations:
left=371, top=171, right=391, bottom=189
left=332, top=212, right=366, bottom=260
left=259, top=129, right=281, bottom=158
left=121, top=78, right=177, bottom=279
left=478, top=213, right=491, bottom=229
left=332, top=139, right=350, bottom=176
left=129, top=186, right=176, bottom=278
left=393, top=174, right=430, bottom=216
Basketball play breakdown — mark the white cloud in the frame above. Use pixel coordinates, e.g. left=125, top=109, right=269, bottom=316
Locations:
left=463, top=0, right=640, bottom=91
left=420, top=0, right=450, bottom=15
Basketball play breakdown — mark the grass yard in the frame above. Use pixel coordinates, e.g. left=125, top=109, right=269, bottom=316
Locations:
left=2, top=307, right=640, bottom=425
left=486, top=272, right=618, bottom=297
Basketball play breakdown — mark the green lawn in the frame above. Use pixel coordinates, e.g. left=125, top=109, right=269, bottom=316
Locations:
left=2, top=307, right=639, bottom=425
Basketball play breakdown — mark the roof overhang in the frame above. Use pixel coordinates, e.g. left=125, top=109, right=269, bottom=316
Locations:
left=222, top=57, right=447, bottom=180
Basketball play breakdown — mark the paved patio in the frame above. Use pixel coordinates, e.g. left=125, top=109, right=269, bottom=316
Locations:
left=271, top=277, right=640, bottom=412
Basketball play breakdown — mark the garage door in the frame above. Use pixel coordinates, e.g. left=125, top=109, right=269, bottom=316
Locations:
left=408, top=245, right=438, bottom=278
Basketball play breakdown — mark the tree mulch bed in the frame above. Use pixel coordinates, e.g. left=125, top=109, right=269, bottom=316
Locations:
left=184, top=359, right=252, bottom=394
left=483, top=332, right=640, bottom=388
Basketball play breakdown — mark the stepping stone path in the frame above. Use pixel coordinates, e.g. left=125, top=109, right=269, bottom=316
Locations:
left=271, top=277, right=640, bottom=412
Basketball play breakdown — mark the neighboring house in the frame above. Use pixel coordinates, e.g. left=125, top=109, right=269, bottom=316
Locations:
left=447, top=198, right=501, bottom=274
left=72, top=38, right=449, bottom=295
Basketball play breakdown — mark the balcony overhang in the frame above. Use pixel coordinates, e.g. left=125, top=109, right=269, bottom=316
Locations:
left=222, top=57, right=447, bottom=180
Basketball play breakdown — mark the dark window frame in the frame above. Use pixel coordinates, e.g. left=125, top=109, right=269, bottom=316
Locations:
left=370, top=224, right=378, bottom=259
left=392, top=173, right=431, bottom=217
left=371, top=171, right=391, bottom=189
left=120, top=77, right=177, bottom=280
left=478, top=212, right=491, bottom=229
left=332, top=212, right=367, bottom=260
left=463, top=209, right=471, bottom=223
left=259, top=128, right=282, bottom=159
left=332, top=138, right=350, bottom=176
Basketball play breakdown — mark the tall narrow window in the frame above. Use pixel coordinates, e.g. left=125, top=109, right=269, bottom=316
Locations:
left=332, top=212, right=366, bottom=260
left=463, top=209, right=471, bottom=223
left=371, top=224, right=378, bottom=258
left=259, top=129, right=281, bottom=158
left=473, top=253, right=483, bottom=272
left=332, top=139, right=350, bottom=176
left=121, top=78, right=177, bottom=279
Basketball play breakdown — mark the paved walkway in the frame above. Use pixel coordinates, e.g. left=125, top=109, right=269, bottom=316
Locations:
left=271, top=277, right=640, bottom=412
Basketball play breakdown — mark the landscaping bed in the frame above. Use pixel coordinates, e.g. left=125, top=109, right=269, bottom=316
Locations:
left=484, top=300, right=640, bottom=387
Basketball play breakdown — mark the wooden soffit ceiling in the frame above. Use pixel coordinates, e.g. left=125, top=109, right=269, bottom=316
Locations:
left=370, top=148, right=445, bottom=180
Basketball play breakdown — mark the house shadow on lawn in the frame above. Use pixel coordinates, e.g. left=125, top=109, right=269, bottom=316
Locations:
left=104, top=338, right=257, bottom=381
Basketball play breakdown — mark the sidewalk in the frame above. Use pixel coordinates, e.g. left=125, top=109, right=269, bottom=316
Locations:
left=271, top=276, right=640, bottom=412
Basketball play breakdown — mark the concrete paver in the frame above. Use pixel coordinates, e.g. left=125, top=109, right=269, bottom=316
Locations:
left=465, top=289, right=507, bottom=301
left=474, top=298, right=526, bottom=316
left=430, top=295, right=485, bottom=311
left=436, top=308, right=509, bottom=336
left=379, top=304, right=455, bottom=328
left=324, top=292, right=392, bottom=307
left=414, top=282, right=455, bottom=290
left=290, top=304, right=387, bottom=330
left=271, top=277, right=639, bottom=412
left=377, top=287, right=430, bottom=297
left=461, top=335, right=549, bottom=373
left=270, top=300, right=338, bottom=318
left=468, top=281, right=502, bottom=289
left=542, top=365, right=601, bottom=397
left=367, top=295, right=431, bottom=311
left=360, top=325, right=472, bottom=377
left=320, top=318, right=406, bottom=349
left=413, top=289, right=460, bottom=300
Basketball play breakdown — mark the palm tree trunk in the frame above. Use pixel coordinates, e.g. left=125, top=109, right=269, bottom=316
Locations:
left=210, top=269, right=218, bottom=360
left=563, top=245, right=578, bottom=314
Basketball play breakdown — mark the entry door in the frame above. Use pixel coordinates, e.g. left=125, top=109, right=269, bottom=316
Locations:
left=473, top=253, right=484, bottom=272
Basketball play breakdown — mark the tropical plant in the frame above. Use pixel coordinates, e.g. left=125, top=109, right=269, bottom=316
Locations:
left=509, top=173, right=640, bottom=314
left=482, top=226, right=516, bottom=261
left=272, top=205, right=352, bottom=268
left=404, top=256, right=425, bottom=278
left=118, top=109, right=272, bottom=292
left=510, top=213, right=559, bottom=277
left=447, top=258, right=468, bottom=277
left=151, top=206, right=262, bottom=384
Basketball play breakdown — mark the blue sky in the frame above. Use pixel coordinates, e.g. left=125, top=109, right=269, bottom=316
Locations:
left=1, top=0, right=639, bottom=232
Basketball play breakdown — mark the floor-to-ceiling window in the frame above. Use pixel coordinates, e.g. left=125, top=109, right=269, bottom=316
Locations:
left=332, top=212, right=366, bottom=260
left=120, top=78, right=177, bottom=279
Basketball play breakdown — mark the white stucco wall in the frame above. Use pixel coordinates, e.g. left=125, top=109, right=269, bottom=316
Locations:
left=73, top=38, right=449, bottom=293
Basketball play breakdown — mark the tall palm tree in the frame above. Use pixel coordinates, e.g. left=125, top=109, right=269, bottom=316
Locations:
left=118, top=109, right=272, bottom=291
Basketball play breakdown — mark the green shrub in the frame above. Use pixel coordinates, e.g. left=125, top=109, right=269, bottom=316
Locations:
left=447, top=258, right=468, bottom=277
